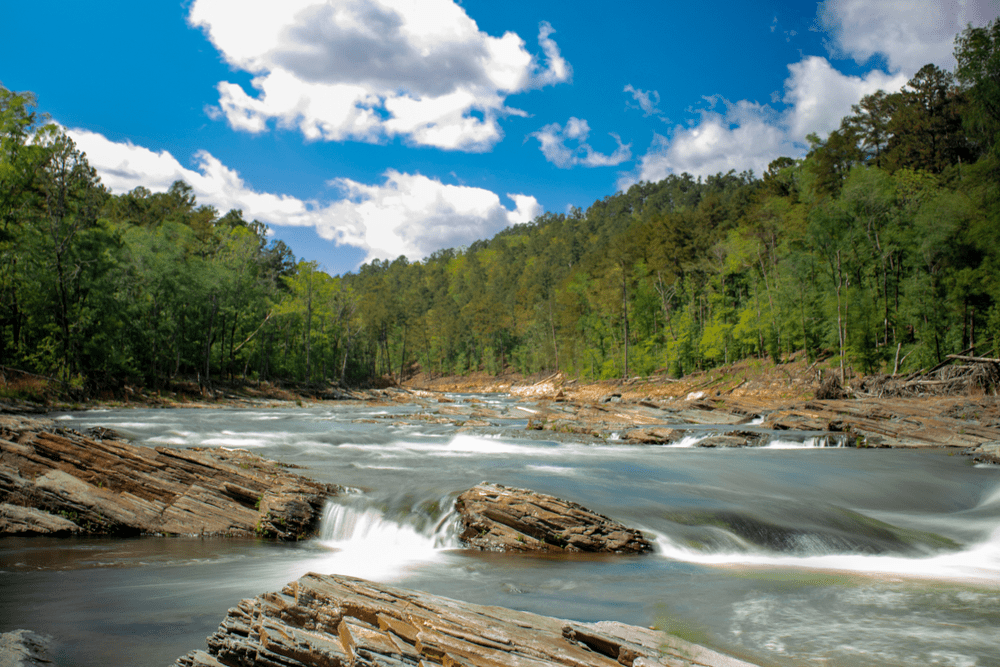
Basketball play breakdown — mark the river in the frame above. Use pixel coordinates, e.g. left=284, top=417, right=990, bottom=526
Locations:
left=1, top=398, right=998, bottom=666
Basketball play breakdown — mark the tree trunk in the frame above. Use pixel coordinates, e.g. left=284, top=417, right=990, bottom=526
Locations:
left=621, top=263, right=629, bottom=379
left=203, top=294, right=218, bottom=392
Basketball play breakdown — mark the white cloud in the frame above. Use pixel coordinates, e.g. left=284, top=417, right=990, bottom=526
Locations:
left=529, top=117, right=631, bottom=168
left=783, top=56, right=908, bottom=141
left=187, top=0, right=571, bottom=152
left=818, top=0, right=1000, bottom=74
left=323, top=171, right=541, bottom=260
left=619, top=1, right=1000, bottom=190
left=619, top=55, right=908, bottom=188
left=622, top=102, right=796, bottom=188
left=624, top=84, right=667, bottom=121
left=66, top=127, right=539, bottom=264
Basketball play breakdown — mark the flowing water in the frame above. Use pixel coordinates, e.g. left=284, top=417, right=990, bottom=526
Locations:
left=1, top=400, right=999, bottom=666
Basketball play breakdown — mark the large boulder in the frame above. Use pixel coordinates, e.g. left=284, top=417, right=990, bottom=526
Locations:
left=175, top=573, right=759, bottom=667
left=456, top=482, right=652, bottom=553
left=0, top=416, right=338, bottom=539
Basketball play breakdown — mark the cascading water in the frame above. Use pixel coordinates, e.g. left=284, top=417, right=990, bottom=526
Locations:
left=310, top=495, right=462, bottom=580
left=7, top=404, right=1000, bottom=667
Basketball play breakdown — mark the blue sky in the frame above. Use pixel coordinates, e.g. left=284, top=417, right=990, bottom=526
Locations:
left=3, top=0, right=997, bottom=275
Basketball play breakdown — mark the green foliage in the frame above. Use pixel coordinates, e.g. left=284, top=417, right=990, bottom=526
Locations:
left=3, top=21, right=999, bottom=393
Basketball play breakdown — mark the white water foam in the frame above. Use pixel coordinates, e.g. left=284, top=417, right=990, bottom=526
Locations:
left=668, top=434, right=714, bottom=448
left=310, top=503, right=458, bottom=580
left=526, top=464, right=578, bottom=476
left=764, top=436, right=831, bottom=449
left=651, top=526, right=1000, bottom=585
left=339, top=434, right=557, bottom=458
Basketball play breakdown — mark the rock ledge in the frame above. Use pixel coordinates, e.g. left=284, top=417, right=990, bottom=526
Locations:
left=175, top=572, right=758, bottom=667
left=456, top=482, right=652, bottom=553
left=0, top=416, right=338, bottom=539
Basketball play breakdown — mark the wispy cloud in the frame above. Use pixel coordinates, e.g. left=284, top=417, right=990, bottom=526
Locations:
left=624, top=84, right=667, bottom=121
left=529, top=117, right=631, bottom=168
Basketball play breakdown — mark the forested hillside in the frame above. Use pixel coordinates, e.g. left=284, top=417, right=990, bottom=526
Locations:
left=2, top=22, right=999, bottom=396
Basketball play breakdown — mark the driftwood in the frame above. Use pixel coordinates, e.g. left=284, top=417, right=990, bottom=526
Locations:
left=855, top=359, right=1000, bottom=398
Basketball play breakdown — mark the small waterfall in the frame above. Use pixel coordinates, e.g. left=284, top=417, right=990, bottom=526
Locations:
left=668, top=433, right=714, bottom=447
left=763, top=434, right=846, bottom=448
left=308, top=495, right=461, bottom=580
left=319, top=501, right=460, bottom=549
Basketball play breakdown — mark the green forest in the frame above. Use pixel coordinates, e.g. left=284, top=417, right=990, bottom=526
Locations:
left=2, top=22, right=999, bottom=396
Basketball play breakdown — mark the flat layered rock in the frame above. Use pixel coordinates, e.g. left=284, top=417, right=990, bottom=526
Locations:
left=966, top=441, right=1000, bottom=464
left=175, top=572, right=759, bottom=667
left=456, top=482, right=652, bottom=553
left=624, top=427, right=684, bottom=444
left=0, top=416, right=338, bottom=539
left=694, top=435, right=754, bottom=448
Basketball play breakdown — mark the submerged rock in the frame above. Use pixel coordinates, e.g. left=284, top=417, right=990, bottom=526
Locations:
left=175, top=572, right=758, bottom=667
left=456, top=482, right=652, bottom=553
left=0, top=416, right=339, bottom=539
left=662, top=505, right=960, bottom=555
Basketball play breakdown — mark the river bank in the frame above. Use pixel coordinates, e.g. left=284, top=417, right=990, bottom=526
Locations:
left=5, top=355, right=999, bottom=454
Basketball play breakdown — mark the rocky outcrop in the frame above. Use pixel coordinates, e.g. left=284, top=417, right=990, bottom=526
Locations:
left=0, top=502, right=81, bottom=535
left=624, top=427, right=684, bottom=444
left=965, top=441, right=1000, bottom=464
left=0, top=416, right=339, bottom=539
left=175, top=572, right=758, bottom=667
left=0, top=630, right=52, bottom=667
left=456, top=482, right=652, bottom=553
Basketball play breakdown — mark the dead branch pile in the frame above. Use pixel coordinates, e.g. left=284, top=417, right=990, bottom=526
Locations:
left=855, top=357, right=1000, bottom=398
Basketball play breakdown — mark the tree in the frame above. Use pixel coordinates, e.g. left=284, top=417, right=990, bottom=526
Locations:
left=23, top=129, right=111, bottom=379
left=954, top=19, right=1000, bottom=152
left=883, top=64, right=972, bottom=173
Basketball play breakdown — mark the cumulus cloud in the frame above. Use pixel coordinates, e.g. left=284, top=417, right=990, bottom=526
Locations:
left=529, top=117, right=631, bottom=168
left=66, top=127, right=539, bottom=264
left=624, top=84, right=667, bottom=121
left=187, top=0, right=571, bottom=152
left=623, top=102, right=796, bottom=188
left=783, top=56, right=908, bottom=141
left=818, top=0, right=1000, bottom=74
left=619, top=55, right=908, bottom=188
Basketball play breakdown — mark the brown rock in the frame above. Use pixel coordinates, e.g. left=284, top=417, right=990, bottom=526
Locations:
left=695, top=435, right=753, bottom=448
left=0, top=416, right=338, bottom=539
left=175, top=573, right=759, bottom=667
left=0, top=502, right=81, bottom=535
left=624, top=427, right=684, bottom=444
left=456, top=482, right=652, bottom=554
left=966, top=441, right=1000, bottom=465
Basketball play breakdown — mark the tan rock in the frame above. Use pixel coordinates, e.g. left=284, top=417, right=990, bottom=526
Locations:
left=175, top=573, right=759, bottom=667
left=0, top=417, right=338, bottom=539
left=456, top=482, right=652, bottom=554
